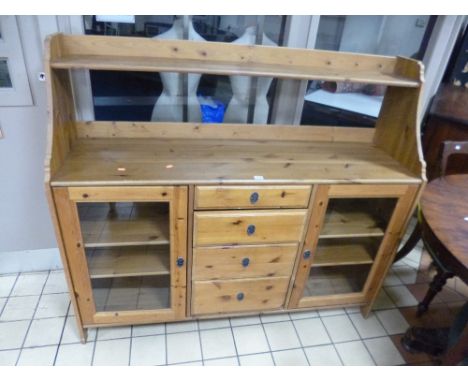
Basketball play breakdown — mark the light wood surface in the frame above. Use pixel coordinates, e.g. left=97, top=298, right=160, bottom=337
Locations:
left=50, top=138, right=421, bottom=186
left=53, top=187, right=97, bottom=325
left=76, top=121, right=376, bottom=143
left=48, top=34, right=421, bottom=87
left=362, top=185, right=420, bottom=316
left=192, top=244, right=298, bottom=281
left=47, top=186, right=87, bottom=342
left=192, top=276, right=290, bottom=315
left=193, top=209, right=307, bottom=246
left=287, top=186, right=331, bottom=308
left=320, top=211, right=385, bottom=238
left=77, top=202, right=169, bottom=248
left=86, top=246, right=170, bottom=279
left=312, top=239, right=378, bottom=267
left=195, top=185, right=311, bottom=209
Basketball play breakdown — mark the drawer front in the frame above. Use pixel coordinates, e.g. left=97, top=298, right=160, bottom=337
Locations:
left=192, top=244, right=298, bottom=281
left=195, top=185, right=311, bottom=209
left=194, top=209, right=307, bottom=246
left=192, top=277, right=290, bottom=315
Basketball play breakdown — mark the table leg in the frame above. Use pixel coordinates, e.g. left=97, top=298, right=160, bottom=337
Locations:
left=417, top=267, right=454, bottom=316
left=393, top=222, right=421, bottom=263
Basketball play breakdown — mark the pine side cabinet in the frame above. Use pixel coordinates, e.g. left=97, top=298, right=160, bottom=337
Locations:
left=44, top=34, right=426, bottom=342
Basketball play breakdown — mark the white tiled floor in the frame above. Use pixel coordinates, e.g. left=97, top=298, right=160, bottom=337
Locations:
left=2, top=249, right=463, bottom=366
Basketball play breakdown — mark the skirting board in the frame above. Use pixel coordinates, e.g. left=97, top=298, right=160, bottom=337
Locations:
left=0, top=247, right=62, bottom=274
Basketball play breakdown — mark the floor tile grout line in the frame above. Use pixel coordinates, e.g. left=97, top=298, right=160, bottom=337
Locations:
left=289, top=318, right=311, bottom=365
left=316, top=313, right=344, bottom=366
left=344, top=309, right=377, bottom=366
left=259, top=318, right=276, bottom=366
left=195, top=320, right=204, bottom=365
left=0, top=272, right=20, bottom=319
left=15, top=270, right=51, bottom=366
left=52, top=301, right=72, bottom=365
left=228, top=316, right=241, bottom=366
left=163, top=322, right=168, bottom=366
left=128, top=325, right=133, bottom=366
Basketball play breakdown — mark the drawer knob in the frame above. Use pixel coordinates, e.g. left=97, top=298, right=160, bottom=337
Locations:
left=241, top=257, right=250, bottom=267
left=176, top=257, right=184, bottom=267
left=237, top=292, right=245, bottom=301
left=247, top=224, right=256, bottom=236
left=250, top=192, right=259, bottom=204
left=303, top=250, right=311, bottom=259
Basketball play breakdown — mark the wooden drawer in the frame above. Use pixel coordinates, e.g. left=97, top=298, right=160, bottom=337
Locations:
left=192, top=277, right=290, bottom=315
left=193, top=209, right=307, bottom=246
left=195, top=185, right=311, bottom=209
left=192, top=244, right=298, bottom=281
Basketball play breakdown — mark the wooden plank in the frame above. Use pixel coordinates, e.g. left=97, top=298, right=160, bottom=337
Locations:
left=361, top=185, right=420, bottom=316
left=68, top=186, right=173, bottom=201
left=78, top=204, right=170, bottom=248
left=75, top=121, right=376, bottom=143
left=185, top=185, right=195, bottom=317
left=194, top=185, right=311, bottom=210
left=170, top=186, right=188, bottom=320
left=193, top=209, right=307, bottom=246
left=192, top=277, right=290, bottom=315
left=312, top=239, right=376, bottom=267
left=288, top=185, right=330, bottom=308
left=49, top=34, right=422, bottom=87
left=46, top=185, right=87, bottom=342
left=192, top=244, right=298, bottom=281
left=51, top=55, right=420, bottom=87
left=53, top=187, right=96, bottom=325
left=50, top=138, right=422, bottom=186
left=298, top=293, right=366, bottom=309
left=86, top=246, right=170, bottom=279
left=320, top=209, right=385, bottom=239
left=373, top=57, right=426, bottom=180
left=328, top=184, right=409, bottom=198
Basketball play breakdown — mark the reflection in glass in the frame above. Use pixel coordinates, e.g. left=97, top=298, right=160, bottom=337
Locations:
left=76, top=201, right=171, bottom=313
left=0, top=59, right=13, bottom=88
left=301, top=197, right=397, bottom=299
left=301, top=15, right=434, bottom=127
left=83, top=15, right=287, bottom=123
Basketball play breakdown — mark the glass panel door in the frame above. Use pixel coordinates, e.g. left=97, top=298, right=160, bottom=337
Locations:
left=301, top=197, right=397, bottom=298
left=76, top=201, right=171, bottom=312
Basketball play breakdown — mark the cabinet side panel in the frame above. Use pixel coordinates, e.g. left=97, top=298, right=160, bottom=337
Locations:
left=361, top=185, right=420, bottom=316
left=288, top=185, right=330, bottom=308
left=53, top=187, right=96, bottom=324
left=46, top=186, right=87, bottom=342
left=171, top=186, right=188, bottom=319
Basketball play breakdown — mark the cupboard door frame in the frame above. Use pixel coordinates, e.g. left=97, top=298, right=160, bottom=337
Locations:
left=53, top=186, right=188, bottom=326
left=288, top=184, right=419, bottom=312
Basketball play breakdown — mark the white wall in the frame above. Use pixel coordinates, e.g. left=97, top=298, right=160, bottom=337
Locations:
left=0, top=16, right=61, bottom=272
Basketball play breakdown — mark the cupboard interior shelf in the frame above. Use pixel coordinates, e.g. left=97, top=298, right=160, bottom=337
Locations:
left=312, top=238, right=378, bottom=267
left=320, top=209, right=386, bottom=239
left=86, top=246, right=170, bottom=279
left=79, top=202, right=169, bottom=248
left=92, top=276, right=170, bottom=312
left=51, top=137, right=421, bottom=186
left=50, top=55, right=420, bottom=88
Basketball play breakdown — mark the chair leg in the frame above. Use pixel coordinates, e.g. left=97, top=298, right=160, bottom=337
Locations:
left=417, top=267, right=453, bottom=316
left=393, top=222, right=421, bottom=263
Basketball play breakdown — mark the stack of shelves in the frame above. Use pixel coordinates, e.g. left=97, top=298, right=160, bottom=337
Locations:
left=77, top=202, right=171, bottom=312
left=303, top=198, right=396, bottom=297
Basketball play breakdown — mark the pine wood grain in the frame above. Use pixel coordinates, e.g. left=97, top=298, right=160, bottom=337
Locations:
left=50, top=138, right=421, bottom=186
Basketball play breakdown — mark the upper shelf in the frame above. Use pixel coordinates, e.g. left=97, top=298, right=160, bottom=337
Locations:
left=46, top=34, right=423, bottom=88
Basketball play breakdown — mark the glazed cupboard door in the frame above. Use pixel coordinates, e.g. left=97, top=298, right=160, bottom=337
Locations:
left=288, top=184, right=418, bottom=312
left=53, top=186, right=187, bottom=326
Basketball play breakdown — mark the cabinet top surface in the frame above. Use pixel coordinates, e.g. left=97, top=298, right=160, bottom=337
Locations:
left=50, top=138, right=421, bottom=186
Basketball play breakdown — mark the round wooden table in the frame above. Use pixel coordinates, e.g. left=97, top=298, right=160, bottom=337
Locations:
left=418, top=174, right=468, bottom=314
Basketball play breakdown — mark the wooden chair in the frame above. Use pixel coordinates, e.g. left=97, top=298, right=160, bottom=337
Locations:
left=395, top=140, right=468, bottom=315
